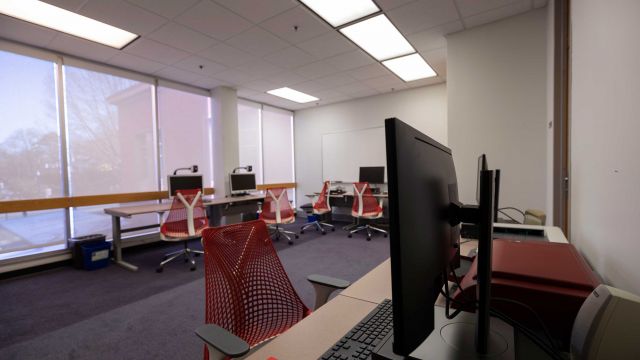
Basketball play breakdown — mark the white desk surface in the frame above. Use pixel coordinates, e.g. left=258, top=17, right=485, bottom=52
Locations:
left=103, top=194, right=265, bottom=218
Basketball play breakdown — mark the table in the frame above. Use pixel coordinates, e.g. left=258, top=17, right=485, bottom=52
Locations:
left=103, top=194, right=264, bottom=271
left=247, top=225, right=567, bottom=359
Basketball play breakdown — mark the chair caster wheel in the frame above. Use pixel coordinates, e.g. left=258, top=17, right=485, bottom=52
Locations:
left=384, top=234, right=388, bottom=238
left=321, top=231, right=326, bottom=235
left=184, top=258, right=189, bottom=263
left=190, top=266, right=196, bottom=271
left=300, top=230, right=305, bottom=234
left=156, top=267, right=163, bottom=273
left=348, top=234, right=352, bottom=238
left=367, top=237, right=372, bottom=241
left=295, top=235, right=299, bottom=239
left=331, top=228, right=335, bottom=232
left=288, top=240, right=293, bottom=245
left=194, top=253, right=200, bottom=257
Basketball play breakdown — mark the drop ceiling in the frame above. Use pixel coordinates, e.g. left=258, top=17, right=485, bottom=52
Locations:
left=0, top=0, right=548, bottom=110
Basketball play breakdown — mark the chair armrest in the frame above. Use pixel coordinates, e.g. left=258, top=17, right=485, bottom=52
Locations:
left=195, top=324, right=250, bottom=359
left=307, top=274, right=351, bottom=310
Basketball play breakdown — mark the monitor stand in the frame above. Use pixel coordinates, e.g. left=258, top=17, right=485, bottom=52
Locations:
left=231, top=192, right=249, bottom=197
left=372, top=307, right=515, bottom=360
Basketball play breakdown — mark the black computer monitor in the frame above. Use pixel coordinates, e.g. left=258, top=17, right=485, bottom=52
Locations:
left=476, top=154, right=501, bottom=220
left=384, top=118, right=496, bottom=356
left=229, top=173, right=257, bottom=195
left=359, top=166, right=385, bottom=184
left=167, top=175, right=203, bottom=197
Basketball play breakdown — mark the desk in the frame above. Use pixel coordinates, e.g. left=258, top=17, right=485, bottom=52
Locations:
left=103, top=194, right=264, bottom=271
left=247, top=225, right=567, bottom=359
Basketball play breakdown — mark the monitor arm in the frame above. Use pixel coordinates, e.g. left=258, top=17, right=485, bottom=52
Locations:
left=232, top=165, right=253, bottom=173
left=448, top=200, right=479, bottom=226
left=173, top=165, right=198, bottom=175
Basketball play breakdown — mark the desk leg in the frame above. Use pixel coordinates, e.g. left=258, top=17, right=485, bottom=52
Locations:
left=111, top=216, right=138, bottom=272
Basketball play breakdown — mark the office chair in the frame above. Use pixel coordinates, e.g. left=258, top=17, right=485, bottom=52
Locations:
left=194, top=220, right=350, bottom=360
left=259, top=187, right=298, bottom=244
left=348, top=182, right=387, bottom=241
left=300, top=181, right=335, bottom=235
left=156, top=188, right=207, bottom=273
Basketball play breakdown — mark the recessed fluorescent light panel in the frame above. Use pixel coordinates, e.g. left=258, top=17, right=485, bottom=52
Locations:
left=382, top=54, right=437, bottom=82
left=0, top=0, right=138, bottom=49
left=340, top=15, right=415, bottom=61
left=300, top=0, right=379, bottom=27
left=267, top=87, right=319, bottom=103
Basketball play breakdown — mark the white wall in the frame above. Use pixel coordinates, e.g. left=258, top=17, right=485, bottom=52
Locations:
left=571, top=0, right=640, bottom=295
left=294, top=84, right=447, bottom=206
left=447, top=9, right=548, bottom=214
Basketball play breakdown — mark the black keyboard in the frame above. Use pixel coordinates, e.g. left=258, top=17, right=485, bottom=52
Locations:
left=319, top=299, right=393, bottom=360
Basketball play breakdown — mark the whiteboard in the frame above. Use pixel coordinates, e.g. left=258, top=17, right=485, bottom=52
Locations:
left=321, top=127, right=387, bottom=182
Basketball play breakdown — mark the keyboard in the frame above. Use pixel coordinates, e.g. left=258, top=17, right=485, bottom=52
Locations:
left=319, top=299, right=393, bottom=360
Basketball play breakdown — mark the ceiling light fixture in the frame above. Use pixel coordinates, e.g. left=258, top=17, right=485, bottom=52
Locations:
left=382, top=53, right=437, bottom=82
left=299, top=0, right=379, bottom=27
left=0, top=0, right=139, bottom=49
left=340, top=14, right=414, bottom=61
left=267, top=87, right=319, bottom=103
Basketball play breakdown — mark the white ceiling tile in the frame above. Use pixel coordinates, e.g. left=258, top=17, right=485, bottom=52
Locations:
left=293, top=80, right=330, bottom=93
left=172, top=55, right=227, bottom=76
left=376, top=0, right=415, bottom=11
left=363, top=74, right=407, bottom=92
left=252, top=92, right=299, bottom=108
left=237, top=88, right=261, bottom=98
left=295, top=60, right=339, bottom=79
left=41, top=0, right=86, bottom=11
left=226, top=27, right=290, bottom=57
left=47, top=34, right=118, bottom=62
left=333, top=82, right=376, bottom=96
left=260, top=6, right=331, bottom=44
left=191, top=76, right=229, bottom=89
left=0, top=16, right=58, bottom=48
left=407, top=21, right=463, bottom=53
left=325, top=50, right=375, bottom=71
left=462, top=0, right=532, bottom=29
left=198, top=43, right=253, bottom=67
left=313, top=89, right=347, bottom=101
left=533, top=0, right=549, bottom=8
left=264, top=46, right=316, bottom=69
left=405, top=76, right=445, bottom=88
left=175, top=0, right=252, bottom=40
left=314, top=73, right=357, bottom=88
left=455, top=0, right=522, bottom=18
left=347, top=88, right=381, bottom=100
left=265, top=71, right=309, bottom=87
left=79, top=0, right=167, bottom=35
left=147, top=22, right=218, bottom=53
left=214, top=69, right=260, bottom=85
left=108, top=52, right=166, bottom=74
left=243, top=79, right=280, bottom=92
left=297, top=31, right=356, bottom=59
left=388, top=0, right=460, bottom=35
left=349, top=63, right=391, bottom=81
left=421, top=48, right=447, bottom=78
left=125, top=0, right=200, bottom=19
left=155, top=66, right=204, bottom=84
left=124, top=38, right=190, bottom=65
left=214, top=0, right=297, bottom=23
left=235, top=59, right=283, bottom=78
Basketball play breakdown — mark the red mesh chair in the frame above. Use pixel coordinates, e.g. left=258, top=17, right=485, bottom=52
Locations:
left=259, top=187, right=298, bottom=244
left=194, top=220, right=350, bottom=359
left=348, top=182, right=388, bottom=241
left=300, top=181, right=335, bottom=235
left=157, top=188, right=208, bottom=272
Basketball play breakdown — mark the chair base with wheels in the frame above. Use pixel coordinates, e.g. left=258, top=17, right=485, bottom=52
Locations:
left=156, top=237, right=203, bottom=273
left=348, top=222, right=388, bottom=241
left=268, top=224, right=299, bottom=244
left=300, top=212, right=335, bottom=235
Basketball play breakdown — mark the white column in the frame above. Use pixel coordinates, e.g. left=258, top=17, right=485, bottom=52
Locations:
left=211, top=86, right=239, bottom=196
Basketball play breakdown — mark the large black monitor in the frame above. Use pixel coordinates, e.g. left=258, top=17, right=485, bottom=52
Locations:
left=168, top=175, right=203, bottom=197
left=359, top=166, right=385, bottom=184
left=384, top=118, right=496, bottom=357
left=229, top=173, right=257, bottom=195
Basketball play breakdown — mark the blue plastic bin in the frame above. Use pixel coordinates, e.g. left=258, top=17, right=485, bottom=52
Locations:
left=307, top=214, right=318, bottom=222
left=80, top=242, right=111, bottom=270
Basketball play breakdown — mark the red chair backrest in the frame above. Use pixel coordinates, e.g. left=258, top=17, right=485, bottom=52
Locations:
left=313, top=181, right=331, bottom=212
left=352, top=182, right=382, bottom=217
left=259, top=188, right=295, bottom=223
left=160, top=188, right=208, bottom=237
left=201, top=220, right=310, bottom=351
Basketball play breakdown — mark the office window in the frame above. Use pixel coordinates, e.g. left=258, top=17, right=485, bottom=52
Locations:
left=0, top=210, right=67, bottom=259
left=262, top=106, right=295, bottom=203
left=64, top=65, right=157, bottom=237
left=157, top=86, right=213, bottom=189
left=237, top=100, right=263, bottom=184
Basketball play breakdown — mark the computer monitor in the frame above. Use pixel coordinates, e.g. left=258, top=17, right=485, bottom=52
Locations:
left=229, top=173, right=257, bottom=195
left=359, top=166, right=385, bottom=184
left=476, top=154, right=501, bottom=220
left=168, top=175, right=203, bottom=197
left=384, top=118, right=496, bottom=356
